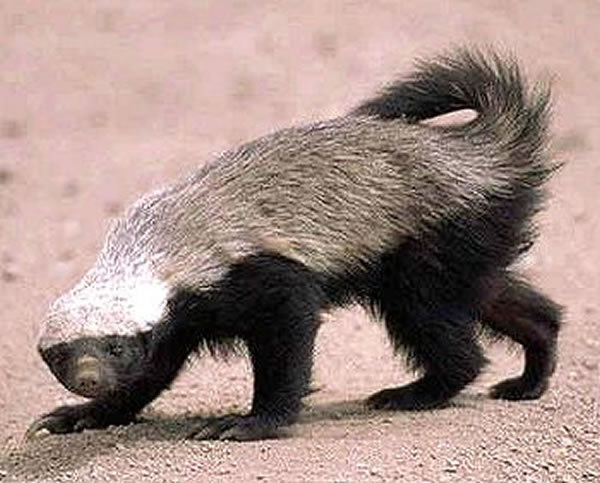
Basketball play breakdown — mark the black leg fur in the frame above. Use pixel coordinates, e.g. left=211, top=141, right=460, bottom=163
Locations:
left=345, top=234, right=490, bottom=411
left=188, top=253, right=323, bottom=441
left=481, top=274, right=562, bottom=400
left=366, top=289, right=486, bottom=410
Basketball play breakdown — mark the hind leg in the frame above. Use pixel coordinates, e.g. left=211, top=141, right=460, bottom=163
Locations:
left=367, top=299, right=486, bottom=411
left=482, top=274, right=562, bottom=400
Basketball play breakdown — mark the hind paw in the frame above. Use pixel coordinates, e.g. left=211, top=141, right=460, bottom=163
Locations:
left=490, top=377, right=548, bottom=400
left=366, top=382, right=450, bottom=411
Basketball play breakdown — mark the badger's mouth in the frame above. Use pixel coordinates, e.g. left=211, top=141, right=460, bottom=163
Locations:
left=38, top=333, right=150, bottom=399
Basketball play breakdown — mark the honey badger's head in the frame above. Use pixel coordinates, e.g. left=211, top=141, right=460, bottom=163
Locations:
left=36, top=180, right=232, bottom=401
left=37, top=268, right=172, bottom=399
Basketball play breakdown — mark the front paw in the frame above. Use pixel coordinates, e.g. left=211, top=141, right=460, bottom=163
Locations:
left=188, top=415, right=284, bottom=441
left=26, top=403, right=132, bottom=439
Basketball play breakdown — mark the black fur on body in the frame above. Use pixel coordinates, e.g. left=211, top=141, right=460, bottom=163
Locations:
left=30, top=49, right=562, bottom=441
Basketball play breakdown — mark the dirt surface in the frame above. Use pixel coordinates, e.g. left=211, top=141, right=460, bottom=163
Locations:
left=0, top=1, right=599, bottom=482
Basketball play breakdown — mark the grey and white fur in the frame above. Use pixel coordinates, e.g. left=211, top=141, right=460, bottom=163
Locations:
left=30, top=48, right=562, bottom=441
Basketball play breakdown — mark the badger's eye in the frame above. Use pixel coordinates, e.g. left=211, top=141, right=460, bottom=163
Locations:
left=106, top=341, right=124, bottom=357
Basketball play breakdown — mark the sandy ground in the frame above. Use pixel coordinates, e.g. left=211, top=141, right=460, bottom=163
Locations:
left=0, top=1, right=599, bottom=482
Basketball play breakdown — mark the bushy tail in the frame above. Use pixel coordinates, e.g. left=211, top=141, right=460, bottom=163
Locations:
left=353, top=48, right=557, bottom=186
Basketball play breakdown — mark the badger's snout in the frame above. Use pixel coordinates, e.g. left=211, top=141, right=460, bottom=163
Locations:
left=38, top=339, right=114, bottom=399
left=72, top=354, right=102, bottom=397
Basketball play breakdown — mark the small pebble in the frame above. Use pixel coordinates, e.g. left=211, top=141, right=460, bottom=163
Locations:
left=0, top=119, right=26, bottom=139
left=0, top=168, right=13, bottom=184
left=370, top=467, right=381, bottom=476
left=1, top=270, right=17, bottom=282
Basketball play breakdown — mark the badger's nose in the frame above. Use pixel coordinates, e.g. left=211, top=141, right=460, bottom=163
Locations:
left=73, top=355, right=102, bottom=398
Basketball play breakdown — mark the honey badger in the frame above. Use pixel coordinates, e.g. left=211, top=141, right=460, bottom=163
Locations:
left=29, top=49, right=562, bottom=441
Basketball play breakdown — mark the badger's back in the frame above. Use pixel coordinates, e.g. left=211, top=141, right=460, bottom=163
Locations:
left=99, top=49, right=554, bottom=289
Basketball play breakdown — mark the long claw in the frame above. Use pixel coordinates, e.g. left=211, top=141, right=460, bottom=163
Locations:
left=26, top=413, right=77, bottom=440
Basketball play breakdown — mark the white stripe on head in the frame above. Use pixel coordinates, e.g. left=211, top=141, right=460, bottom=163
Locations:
left=39, top=268, right=171, bottom=350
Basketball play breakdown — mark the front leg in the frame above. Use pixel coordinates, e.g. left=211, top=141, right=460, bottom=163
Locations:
left=28, top=292, right=207, bottom=438
left=26, top=397, right=136, bottom=437
left=27, top=366, right=178, bottom=438
left=190, top=325, right=318, bottom=441
left=189, top=254, right=323, bottom=441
